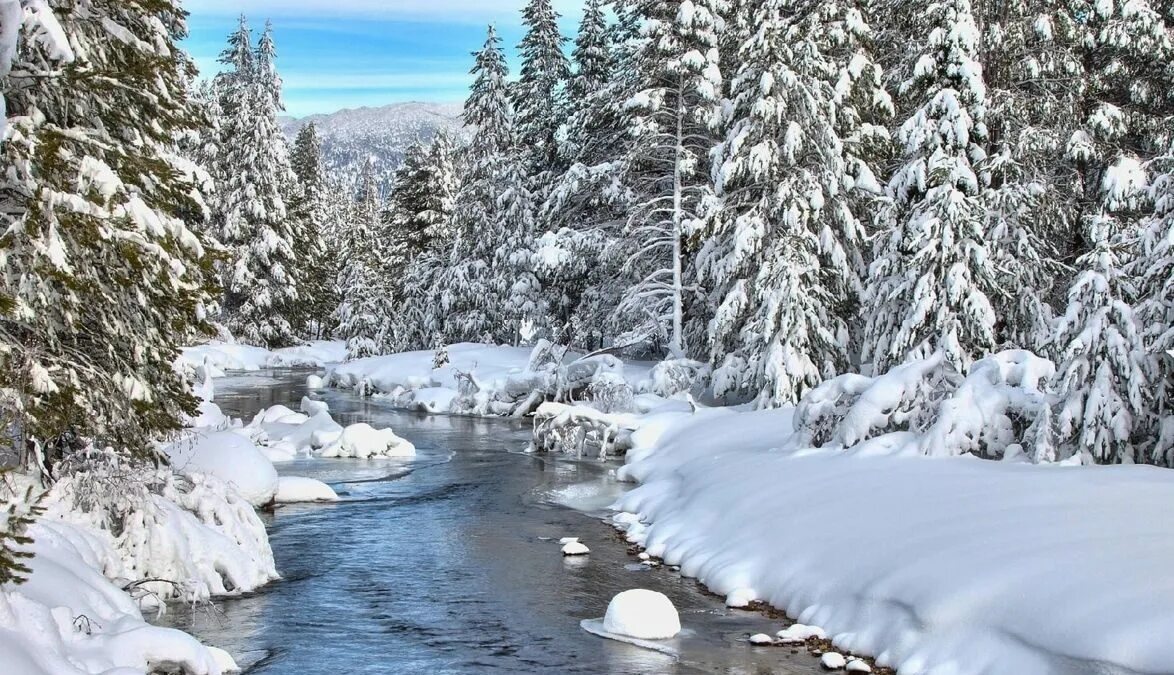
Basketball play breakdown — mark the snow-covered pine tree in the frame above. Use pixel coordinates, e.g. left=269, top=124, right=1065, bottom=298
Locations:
left=1052, top=217, right=1147, bottom=463
left=1140, top=142, right=1174, bottom=464
left=0, top=0, right=214, bottom=458
left=977, top=0, right=1083, bottom=351
left=441, top=26, right=515, bottom=344
left=496, top=154, right=545, bottom=344
left=214, top=19, right=300, bottom=348
left=289, top=123, right=337, bottom=339
left=513, top=0, right=571, bottom=173
left=336, top=160, right=388, bottom=359
left=861, top=0, right=998, bottom=373
left=568, top=0, right=611, bottom=112
left=387, top=132, right=459, bottom=352
left=702, top=0, right=887, bottom=407
left=615, top=0, right=727, bottom=357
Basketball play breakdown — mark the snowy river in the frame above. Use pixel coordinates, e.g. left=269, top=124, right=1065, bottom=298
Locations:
left=158, top=372, right=822, bottom=674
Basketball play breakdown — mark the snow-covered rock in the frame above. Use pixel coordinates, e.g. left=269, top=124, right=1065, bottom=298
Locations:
left=164, top=431, right=278, bottom=507
left=274, top=477, right=340, bottom=503
left=319, top=423, right=416, bottom=459
left=601, top=589, right=681, bottom=640
left=846, top=659, right=871, bottom=672
left=561, top=541, right=590, bottom=556
left=300, top=395, right=329, bottom=417
left=558, top=536, right=580, bottom=545
left=749, top=633, right=773, bottom=645
left=821, top=652, right=847, bottom=670
left=306, top=374, right=325, bottom=389
left=776, top=624, right=827, bottom=643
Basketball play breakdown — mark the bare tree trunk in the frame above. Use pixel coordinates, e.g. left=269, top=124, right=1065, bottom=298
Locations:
left=670, top=75, right=686, bottom=357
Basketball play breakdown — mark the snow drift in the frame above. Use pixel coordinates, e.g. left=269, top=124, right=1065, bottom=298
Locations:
left=611, top=407, right=1174, bottom=674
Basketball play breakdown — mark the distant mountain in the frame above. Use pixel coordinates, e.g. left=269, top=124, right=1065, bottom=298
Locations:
left=280, top=101, right=466, bottom=196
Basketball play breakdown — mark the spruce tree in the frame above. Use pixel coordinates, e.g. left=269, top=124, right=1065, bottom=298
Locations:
left=704, top=0, right=887, bottom=406
left=513, top=0, right=571, bottom=172
left=0, top=0, right=214, bottom=459
left=213, top=19, right=300, bottom=348
left=336, top=160, right=389, bottom=359
left=1052, top=218, right=1148, bottom=463
left=442, top=26, right=516, bottom=344
left=1140, top=143, right=1174, bottom=463
left=862, top=0, right=998, bottom=373
left=289, top=123, right=336, bottom=338
left=568, top=0, right=611, bottom=108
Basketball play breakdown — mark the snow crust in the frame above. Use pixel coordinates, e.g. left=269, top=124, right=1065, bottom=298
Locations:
left=611, top=407, right=1174, bottom=674
left=601, top=589, right=681, bottom=640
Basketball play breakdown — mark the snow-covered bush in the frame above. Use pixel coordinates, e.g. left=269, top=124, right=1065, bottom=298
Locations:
left=795, top=351, right=1057, bottom=460
left=46, top=447, right=277, bottom=604
left=639, top=358, right=711, bottom=398
left=585, top=372, right=635, bottom=413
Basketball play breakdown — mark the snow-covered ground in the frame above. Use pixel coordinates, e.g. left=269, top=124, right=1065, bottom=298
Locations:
left=326, top=342, right=661, bottom=418
left=178, top=340, right=347, bottom=375
left=604, top=406, right=1174, bottom=674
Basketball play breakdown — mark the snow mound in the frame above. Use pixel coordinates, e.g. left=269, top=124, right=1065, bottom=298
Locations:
left=319, top=423, right=416, bottom=459
left=275, top=477, right=340, bottom=503
left=562, top=541, right=590, bottom=556
left=602, top=589, right=681, bottom=640
left=306, top=374, right=326, bottom=389
left=0, top=520, right=234, bottom=675
left=749, top=633, right=773, bottom=645
left=164, top=431, right=278, bottom=507
left=178, top=340, right=346, bottom=374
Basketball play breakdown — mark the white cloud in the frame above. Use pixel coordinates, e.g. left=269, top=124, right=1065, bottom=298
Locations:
left=185, top=0, right=584, bottom=22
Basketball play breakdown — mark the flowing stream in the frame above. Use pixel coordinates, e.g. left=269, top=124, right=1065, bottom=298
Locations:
left=157, top=371, right=822, bottom=675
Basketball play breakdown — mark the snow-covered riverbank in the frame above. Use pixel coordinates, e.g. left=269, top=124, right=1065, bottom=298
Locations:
left=603, top=405, right=1174, bottom=674
left=1, top=360, right=416, bottom=674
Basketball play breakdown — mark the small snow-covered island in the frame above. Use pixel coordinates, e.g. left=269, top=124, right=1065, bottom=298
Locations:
left=2, top=0, right=1174, bottom=674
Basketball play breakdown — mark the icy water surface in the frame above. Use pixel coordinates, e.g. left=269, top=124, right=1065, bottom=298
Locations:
left=158, top=371, right=821, bottom=675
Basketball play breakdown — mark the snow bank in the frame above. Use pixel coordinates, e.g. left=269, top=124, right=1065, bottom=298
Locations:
left=164, top=431, right=278, bottom=507
left=274, top=477, right=339, bottom=503
left=612, top=408, right=1174, bottom=674
left=0, top=519, right=237, bottom=675
left=327, top=342, right=656, bottom=418
left=177, top=340, right=345, bottom=375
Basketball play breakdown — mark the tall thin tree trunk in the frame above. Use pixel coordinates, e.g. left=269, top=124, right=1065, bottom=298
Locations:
left=670, top=77, right=686, bottom=357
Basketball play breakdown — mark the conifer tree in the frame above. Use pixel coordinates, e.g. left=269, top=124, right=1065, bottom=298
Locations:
left=1052, top=219, right=1148, bottom=463
left=615, top=0, right=727, bottom=356
left=513, top=0, right=571, bottom=172
left=1140, top=143, right=1174, bottom=463
left=213, top=19, right=300, bottom=348
left=0, top=0, right=214, bottom=458
left=336, top=160, right=388, bottom=359
left=862, top=0, right=998, bottom=373
left=568, top=0, right=611, bottom=111
left=703, top=0, right=887, bottom=406
left=442, top=26, right=516, bottom=343
left=290, top=123, right=336, bottom=338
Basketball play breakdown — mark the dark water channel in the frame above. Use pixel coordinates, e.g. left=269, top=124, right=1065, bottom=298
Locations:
left=157, top=371, right=821, bottom=675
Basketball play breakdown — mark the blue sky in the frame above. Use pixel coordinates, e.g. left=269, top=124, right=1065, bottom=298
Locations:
left=183, top=1, right=584, bottom=117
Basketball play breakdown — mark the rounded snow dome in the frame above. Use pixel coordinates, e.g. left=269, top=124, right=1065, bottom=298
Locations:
left=603, top=589, right=681, bottom=640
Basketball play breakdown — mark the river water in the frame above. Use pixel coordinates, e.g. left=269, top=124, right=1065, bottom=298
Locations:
left=158, top=372, right=821, bottom=675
